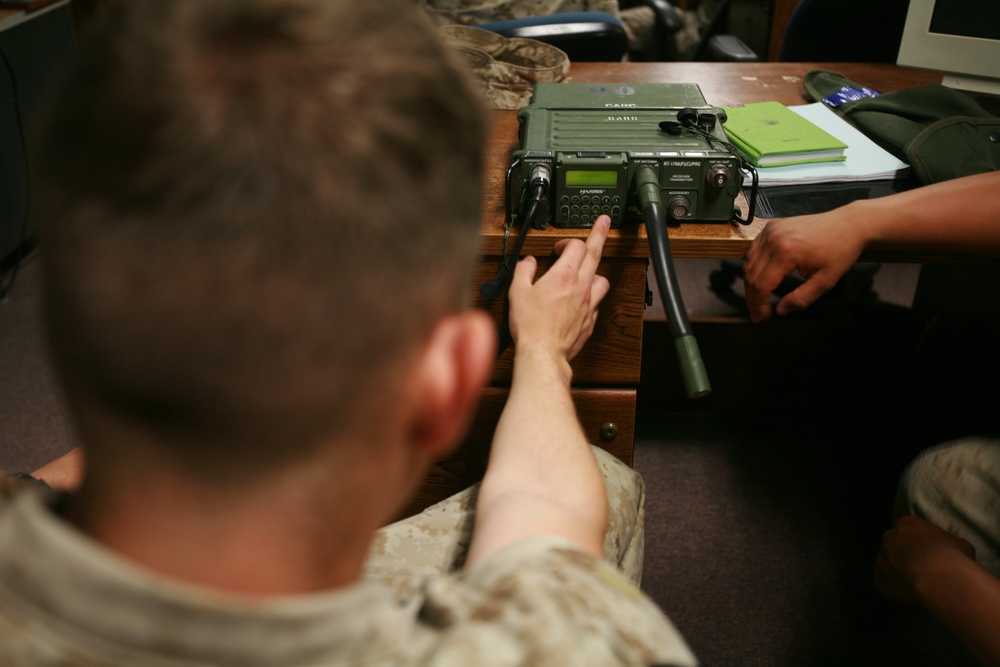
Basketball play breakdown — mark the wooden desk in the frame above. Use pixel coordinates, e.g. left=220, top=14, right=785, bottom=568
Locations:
left=399, top=62, right=942, bottom=519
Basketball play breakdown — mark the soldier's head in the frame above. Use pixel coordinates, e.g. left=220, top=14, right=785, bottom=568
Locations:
left=35, top=0, right=490, bottom=476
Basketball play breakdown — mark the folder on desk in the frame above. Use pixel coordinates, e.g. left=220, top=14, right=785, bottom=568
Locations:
left=723, top=101, right=847, bottom=167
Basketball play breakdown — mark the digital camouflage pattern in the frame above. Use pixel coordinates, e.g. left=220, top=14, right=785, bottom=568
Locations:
left=895, top=436, right=1000, bottom=577
left=0, top=448, right=696, bottom=665
left=437, top=25, right=570, bottom=109
left=367, top=447, right=647, bottom=593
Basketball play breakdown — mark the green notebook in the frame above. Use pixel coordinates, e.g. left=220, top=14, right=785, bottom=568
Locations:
left=723, top=101, right=848, bottom=167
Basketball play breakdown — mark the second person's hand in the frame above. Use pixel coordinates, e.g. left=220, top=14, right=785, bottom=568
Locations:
left=743, top=211, right=867, bottom=322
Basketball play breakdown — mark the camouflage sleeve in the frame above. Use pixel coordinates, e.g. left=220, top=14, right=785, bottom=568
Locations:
left=412, top=537, right=698, bottom=666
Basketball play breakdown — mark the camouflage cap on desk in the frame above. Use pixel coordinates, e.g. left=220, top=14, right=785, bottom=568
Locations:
left=805, top=68, right=1000, bottom=185
left=437, top=25, right=570, bottom=109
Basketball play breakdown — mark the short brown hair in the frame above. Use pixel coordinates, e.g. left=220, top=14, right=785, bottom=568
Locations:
left=35, top=0, right=488, bottom=467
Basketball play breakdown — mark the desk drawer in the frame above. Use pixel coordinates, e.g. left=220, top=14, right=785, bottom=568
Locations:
left=395, top=386, right=636, bottom=521
left=472, top=257, right=647, bottom=385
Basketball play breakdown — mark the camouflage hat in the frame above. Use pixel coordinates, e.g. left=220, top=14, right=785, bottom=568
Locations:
left=438, top=25, right=569, bottom=110
left=804, top=69, right=1000, bottom=184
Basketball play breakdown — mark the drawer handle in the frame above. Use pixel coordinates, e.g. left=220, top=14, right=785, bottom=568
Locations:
left=600, top=422, right=619, bottom=442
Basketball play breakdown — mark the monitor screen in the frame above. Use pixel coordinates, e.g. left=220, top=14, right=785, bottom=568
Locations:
left=897, top=0, right=1000, bottom=96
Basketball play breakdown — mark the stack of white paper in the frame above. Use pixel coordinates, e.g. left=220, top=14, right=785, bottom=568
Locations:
left=749, top=103, right=910, bottom=186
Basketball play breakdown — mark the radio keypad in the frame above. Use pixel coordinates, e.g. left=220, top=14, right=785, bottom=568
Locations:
left=561, top=190, right=618, bottom=225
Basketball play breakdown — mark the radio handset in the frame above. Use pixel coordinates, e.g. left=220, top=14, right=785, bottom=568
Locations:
left=634, top=166, right=711, bottom=399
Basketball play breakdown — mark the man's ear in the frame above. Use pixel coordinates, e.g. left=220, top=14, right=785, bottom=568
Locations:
left=408, top=310, right=496, bottom=460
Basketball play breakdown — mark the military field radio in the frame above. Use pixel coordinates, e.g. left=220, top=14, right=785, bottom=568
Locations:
left=486, top=83, right=759, bottom=399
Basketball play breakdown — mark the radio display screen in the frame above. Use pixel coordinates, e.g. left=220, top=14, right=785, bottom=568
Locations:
left=565, top=170, right=618, bottom=187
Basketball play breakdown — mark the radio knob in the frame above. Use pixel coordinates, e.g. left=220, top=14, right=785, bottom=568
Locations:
left=667, top=195, right=690, bottom=220
left=707, top=164, right=730, bottom=188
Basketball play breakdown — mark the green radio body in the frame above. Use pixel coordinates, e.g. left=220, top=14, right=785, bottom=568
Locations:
left=511, top=83, right=743, bottom=228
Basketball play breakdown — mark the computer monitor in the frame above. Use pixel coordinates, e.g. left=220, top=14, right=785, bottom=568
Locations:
left=896, top=0, right=1000, bottom=97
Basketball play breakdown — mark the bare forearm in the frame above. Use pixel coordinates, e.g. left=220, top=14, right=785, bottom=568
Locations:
left=850, top=171, right=1000, bottom=255
left=490, top=348, right=605, bottom=513
left=465, top=221, right=612, bottom=565
left=745, top=172, right=1000, bottom=322
left=466, top=347, right=607, bottom=564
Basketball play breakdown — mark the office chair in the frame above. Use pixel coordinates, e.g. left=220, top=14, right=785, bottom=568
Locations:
left=475, top=0, right=688, bottom=63
left=477, top=12, right=632, bottom=62
left=688, top=0, right=759, bottom=62
left=619, top=0, right=757, bottom=61
left=474, top=0, right=755, bottom=62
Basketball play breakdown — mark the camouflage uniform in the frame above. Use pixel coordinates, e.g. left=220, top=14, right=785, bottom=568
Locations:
left=0, top=448, right=696, bottom=665
left=420, top=0, right=657, bottom=62
left=894, top=436, right=1000, bottom=577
